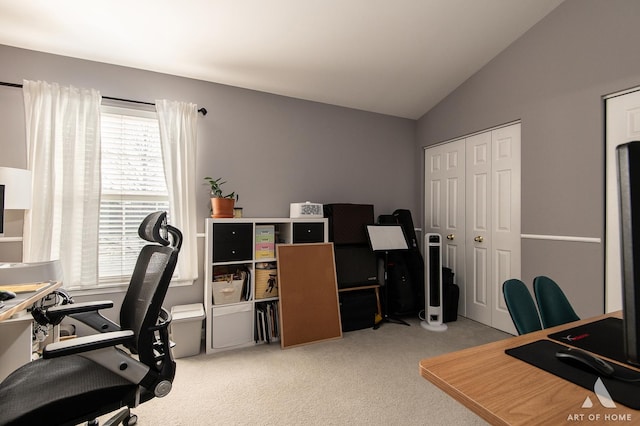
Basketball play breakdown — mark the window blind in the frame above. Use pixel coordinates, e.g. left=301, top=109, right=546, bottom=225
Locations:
left=99, top=107, right=169, bottom=284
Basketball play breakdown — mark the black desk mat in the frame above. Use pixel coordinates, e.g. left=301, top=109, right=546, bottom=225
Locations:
left=547, top=317, right=627, bottom=363
left=505, top=340, right=640, bottom=409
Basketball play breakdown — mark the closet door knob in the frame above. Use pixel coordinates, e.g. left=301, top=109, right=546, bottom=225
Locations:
left=446, top=234, right=455, bottom=240
left=474, top=236, right=484, bottom=243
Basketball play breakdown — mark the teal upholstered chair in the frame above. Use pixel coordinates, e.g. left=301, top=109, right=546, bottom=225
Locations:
left=533, top=275, right=580, bottom=328
left=502, top=279, right=543, bottom=335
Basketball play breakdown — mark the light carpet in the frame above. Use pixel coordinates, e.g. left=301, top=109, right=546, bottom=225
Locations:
left=122, top=316, right=510, bottom=425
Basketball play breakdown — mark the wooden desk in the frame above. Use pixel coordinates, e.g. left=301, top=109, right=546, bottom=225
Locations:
left=420, top=312, right=639, bottom=425
left=0, top=281, right=62, bottom=381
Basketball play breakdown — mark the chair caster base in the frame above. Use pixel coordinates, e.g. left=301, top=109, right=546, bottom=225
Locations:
left=123, top=414, right=137, bottom=426
left=100, top=407, right=137, bottom=426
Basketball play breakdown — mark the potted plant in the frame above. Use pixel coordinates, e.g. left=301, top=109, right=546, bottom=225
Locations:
left=204, top=177, right=239, bottom=218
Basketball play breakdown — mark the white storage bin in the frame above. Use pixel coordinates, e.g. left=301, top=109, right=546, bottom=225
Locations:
left=211, top=303, right=253, bottom=349
left=170, top=303, right=205, bottom=358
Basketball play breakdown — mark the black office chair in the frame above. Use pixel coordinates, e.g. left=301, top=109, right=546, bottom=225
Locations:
left=502, top=278, right=543, bottom=335
left=533, top=275, right=580, bottom=328
left=0, top=211, right=182, bottom=426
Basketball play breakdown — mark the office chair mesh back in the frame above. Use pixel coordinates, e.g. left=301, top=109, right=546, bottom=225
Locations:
left=533, top=275, right=580, bottom=328
left=0, top=211, right=180, bottom=426
left=503, top=279, right=543, bottom=335
left=120, top=211, right=178, bottom=377
left=120, top=245, right=176, bottom=363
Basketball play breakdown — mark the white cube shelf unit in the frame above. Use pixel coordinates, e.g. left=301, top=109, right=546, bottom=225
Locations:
left=204, top=217, right=328, bottom=353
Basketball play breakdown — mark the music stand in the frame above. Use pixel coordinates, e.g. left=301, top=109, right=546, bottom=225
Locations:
left=366, top=224, right=410, bottom=328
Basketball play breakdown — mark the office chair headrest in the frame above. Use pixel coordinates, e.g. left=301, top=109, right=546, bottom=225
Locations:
left=138, top=211, right=170, bottom=246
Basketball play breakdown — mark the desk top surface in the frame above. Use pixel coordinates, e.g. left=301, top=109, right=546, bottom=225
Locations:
left=419, top=312, right=640, bottom=426
left=0, top=281, right=62, bottom=322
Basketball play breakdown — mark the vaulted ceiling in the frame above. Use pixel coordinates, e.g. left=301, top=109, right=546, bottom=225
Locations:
left=0, top=0, right=564, bottom=119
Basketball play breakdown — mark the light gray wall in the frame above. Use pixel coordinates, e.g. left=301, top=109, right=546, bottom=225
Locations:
left=5, top=0, right=633, bottom=324
left=0, top=44, right=416, bottom=314
left=416, top=0, right=640, bottom=318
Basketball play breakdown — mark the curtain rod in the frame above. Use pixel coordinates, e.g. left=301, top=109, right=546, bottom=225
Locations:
left=0, top=81, right=208, bottom=116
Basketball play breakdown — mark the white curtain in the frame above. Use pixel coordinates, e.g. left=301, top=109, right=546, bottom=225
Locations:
left=22, top=80, right=102, bottom=289
left=156, top=99, right=199, bottom=283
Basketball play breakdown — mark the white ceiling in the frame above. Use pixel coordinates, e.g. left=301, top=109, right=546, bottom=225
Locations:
left=0, top=0, right=564, bottom=119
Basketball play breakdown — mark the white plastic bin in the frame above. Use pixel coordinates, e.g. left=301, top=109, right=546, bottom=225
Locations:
left=170, top=303, right=205, bottom=358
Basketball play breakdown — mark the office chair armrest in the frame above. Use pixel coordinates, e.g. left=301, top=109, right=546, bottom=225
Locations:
left=39, top=300, right=119, bottom=332
left=50, top=300, right=121, bottom=333
left=42, top=330, right=134, bottom=359
left=47, top=300, right=114, bottom=317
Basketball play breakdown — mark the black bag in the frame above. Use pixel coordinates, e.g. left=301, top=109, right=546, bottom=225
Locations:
left=442, top=267, right=459, bottom=322
left=378, top=210, right=426, bottom=314
left=386, top=253, right=416, bottom=316
left=392, top=209, right=420, bottom=250
left=394, top=210, right=425, bottom=312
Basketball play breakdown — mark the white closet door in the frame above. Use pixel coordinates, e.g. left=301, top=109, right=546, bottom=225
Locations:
left=490, top=124, right=521, bottom=333
left=424, top=140, right=466, bottom=315
left=606, top=89, right=640, bottom=312
left=424, top=123, right=520, bottom=334
left=465, top=131, right=492, bottom=325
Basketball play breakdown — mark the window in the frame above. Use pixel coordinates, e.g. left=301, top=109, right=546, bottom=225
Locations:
left=99, top=106, right=169, bottom=286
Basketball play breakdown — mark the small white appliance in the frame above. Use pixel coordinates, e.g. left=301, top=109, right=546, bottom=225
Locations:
left=289, top=201, right=323, bottom=218
left=421, top=233, right=448, bottom=332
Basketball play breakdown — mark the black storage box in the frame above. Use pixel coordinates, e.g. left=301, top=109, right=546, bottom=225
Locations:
left=212, top=223, right=253, bottom=262
left=292, top=222, right=325, bottom=243
left=339, top=289, right=377, bottom=332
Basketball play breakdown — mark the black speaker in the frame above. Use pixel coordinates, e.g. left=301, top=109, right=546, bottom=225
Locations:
left=334, top=245, right=378, bottom=289
left=324, top=203, right=374, bottom=245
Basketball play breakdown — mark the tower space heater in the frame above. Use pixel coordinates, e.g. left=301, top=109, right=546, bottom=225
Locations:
left=420, top=233, right=448, bottom=332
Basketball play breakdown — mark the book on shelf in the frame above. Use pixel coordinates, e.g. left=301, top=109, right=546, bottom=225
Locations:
left=255, top=301, right=279, bottom=344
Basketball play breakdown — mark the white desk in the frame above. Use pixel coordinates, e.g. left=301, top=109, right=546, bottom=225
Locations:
left=0, top=281, right=62, bottom=381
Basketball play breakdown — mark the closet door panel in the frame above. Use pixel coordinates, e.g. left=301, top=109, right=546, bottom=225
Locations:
left=465, top=132, right=492, bottom=325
